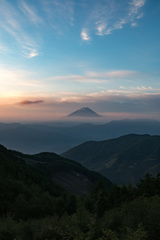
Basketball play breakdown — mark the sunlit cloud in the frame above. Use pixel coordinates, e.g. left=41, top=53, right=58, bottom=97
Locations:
left=131, top=86, right=153, bottom=91
left=37, top=87, right=160, bottom=105
left=96, top=22, right=108, bottom=36
left=1, top=87, right=160, bottom=122
left=0, top=65, right=43, bottom=98
left=0, top=64, right=155, bottom=102
left=81, top=29, right=91, bottom=41
left=85, top=89, right=160, bottom=102
left=54, top=91, right=160, bottom=116
left=26, top=49, right=39, bottom=58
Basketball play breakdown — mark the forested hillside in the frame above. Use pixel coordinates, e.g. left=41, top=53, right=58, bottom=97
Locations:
left=11, top=150, right=112, bottom=195
left=1, top=143, right=160, bottom=239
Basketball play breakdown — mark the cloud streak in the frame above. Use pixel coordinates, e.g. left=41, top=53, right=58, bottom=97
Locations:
left=86, top=70, right=138, bottom=79
left=47, top=70, right=141, bottom=84
left=0, top=0, right=147, bottom=53
left=0, top=43, right=8, bottom=53
left=81, top=0, right=146, bottom=41
left=0, top=0, right=39, bottom=58
left=41, top=0, right=74, bottom=30
left=19, top=100, right=44, bottom=105
left=0, top=65, right=156, bottom=100
left=19, top=0, right=43, bottom=25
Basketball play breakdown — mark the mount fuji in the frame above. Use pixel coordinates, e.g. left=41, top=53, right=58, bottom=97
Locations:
left=67, top=107, right=101, bottom=118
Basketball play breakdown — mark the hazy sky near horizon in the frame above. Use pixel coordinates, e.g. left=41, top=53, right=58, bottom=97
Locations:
left=0, top=0, right=160, bottom=122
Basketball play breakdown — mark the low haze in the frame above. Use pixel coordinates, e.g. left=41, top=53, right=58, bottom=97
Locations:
left=0, top=0, right=160, bottom=122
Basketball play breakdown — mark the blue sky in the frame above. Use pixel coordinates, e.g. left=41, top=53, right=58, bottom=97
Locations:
left=0, top=0, right=160, bottom=122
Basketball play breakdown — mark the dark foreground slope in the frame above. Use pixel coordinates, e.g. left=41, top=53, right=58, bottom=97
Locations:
left=0, top=144, right=65, bottom=219
left=12, top=151, right=112, bottom=195
left=2, top=144, right=160, bottom=239
left=62, top=134, right=160, bottom=185
left=0, top=143, right=112, bottom=206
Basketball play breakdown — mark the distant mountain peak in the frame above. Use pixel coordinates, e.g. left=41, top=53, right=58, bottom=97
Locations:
left=67, top=107, right=101, bottom=118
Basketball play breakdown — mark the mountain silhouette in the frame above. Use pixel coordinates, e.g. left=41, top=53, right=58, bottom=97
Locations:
left=67, top=107, right=101, bottom=117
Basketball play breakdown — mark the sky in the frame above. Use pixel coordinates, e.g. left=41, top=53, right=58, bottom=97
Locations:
left=0, top=0, right=160, bottom=122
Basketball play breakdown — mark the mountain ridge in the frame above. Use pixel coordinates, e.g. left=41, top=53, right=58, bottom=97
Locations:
left=6, top=146, right=112, bottom=195
left=62, top=134, right=160, bottom=185
left=0, top=119, right=160, bottom=154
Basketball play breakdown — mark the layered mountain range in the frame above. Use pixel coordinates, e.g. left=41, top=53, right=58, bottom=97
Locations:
left=62, top=134, right=160, bottom=185
left=0, top=119, right=160, bottom=154
left=1, top=116, right=160, bottom=186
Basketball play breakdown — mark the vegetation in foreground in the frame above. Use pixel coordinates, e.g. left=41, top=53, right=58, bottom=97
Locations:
left=1, top=144, right=160, bottom=239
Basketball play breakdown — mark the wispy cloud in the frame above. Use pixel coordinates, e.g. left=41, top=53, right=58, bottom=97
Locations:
left=0, top=0, right=39, bottom=58
left=86, top=70, right=138, bottom=79
left=0, top=0, right=147, bottom=52
left=96, top=22, right=108, bottom=36
left=19, top=0, right=43, bottom=25
left=48, top=74, right=100, bottom=83
left=47, top=70, right=140, bottom=83
left=41, top=0, right=74, bottom=30
left=129, top=0, right=146, bottom=15
left=26, top=49, right=39, bottom=59
left=0, top=43, right=9, bottom=53
left=41, top=83, right=160, bottom=105
left=81, top=0, right=146, bottom=40
left=0, top=64, right=154, bottom=101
